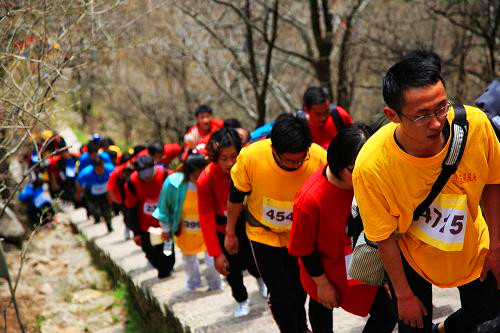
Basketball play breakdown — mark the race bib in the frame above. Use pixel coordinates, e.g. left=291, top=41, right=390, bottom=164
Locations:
left=261, top=197, right=293, bottom=231
left=65, top=165, right=76, bottom=178
left=34, top=192, right=51, bottom=208
left=143, top=200, right=158, bottom=216
left=182, top=219, right=201, bottom=231
left=90, top=183, right=107, bottom=195
left=408, top=194, right=467, bottom=251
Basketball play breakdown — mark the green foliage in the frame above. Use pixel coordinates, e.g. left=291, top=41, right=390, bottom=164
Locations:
left=112, top=281, right=145, bottom=333
left=35, top=313, right=47, bottom=328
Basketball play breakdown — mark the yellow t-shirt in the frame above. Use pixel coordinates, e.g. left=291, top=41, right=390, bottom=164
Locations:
left=353, top=106, right=500, bottom=287
left=231, top=139, right=326, bottom=247
left=175, top=182, right=206, bottom=255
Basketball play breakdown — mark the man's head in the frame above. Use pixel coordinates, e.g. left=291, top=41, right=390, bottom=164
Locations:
left=303, top=86, right=330, bottom=128
left=147, top=141, right=164, bottom=163
left=134, top=155, right=155, bottom=181
left=271, top=113, right=312, bottom=171
left=195, top=104, right=213, bottom=133
left=91, top=157, right=105, bottom=175
left=382, top=50, right=449, bottom=152
left=327, top=124, right=372, bottom=185
left=87, top=141, right=100, bottom=160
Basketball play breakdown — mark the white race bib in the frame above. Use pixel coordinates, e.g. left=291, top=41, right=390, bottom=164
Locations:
left=65, top=165, right=76, bottom=178
left=143, top=200, right=158, bottom=216
left=34, top=192, right=51, bottom=208
left=408, top=194, right=467, bottom=251
left=90, top=183, right=107, bottom=195
left=261, top=197, right=293, bottom=231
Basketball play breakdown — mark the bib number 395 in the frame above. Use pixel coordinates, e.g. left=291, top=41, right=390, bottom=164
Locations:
left=409, top=194, right=467, bottom=251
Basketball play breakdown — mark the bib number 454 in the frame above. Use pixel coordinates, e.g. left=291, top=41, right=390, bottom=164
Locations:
left=265, top=209, right=292, bottom=223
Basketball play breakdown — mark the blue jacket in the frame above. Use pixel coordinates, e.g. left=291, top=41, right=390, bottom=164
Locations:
left=18, top=183, right=52, bottom=208
left=152, top=172, right=188, bottom=235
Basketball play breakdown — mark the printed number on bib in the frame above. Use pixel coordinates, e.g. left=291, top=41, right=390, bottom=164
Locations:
left=262, top=197, right=293, bottom=231
left=91, top=183, right=107, bottom=195
left=408, top=194, right=467, bottom=251
left=183, top=219, right=200, bottom=231
left=143, top=200, right=158, bottom=215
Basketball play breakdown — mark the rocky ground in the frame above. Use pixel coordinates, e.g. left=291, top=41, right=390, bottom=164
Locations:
left=0, top=212, right=129, bottom=333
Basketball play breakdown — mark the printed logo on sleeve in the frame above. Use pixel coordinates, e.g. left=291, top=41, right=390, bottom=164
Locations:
left=408, top=194, right=467, bottom=251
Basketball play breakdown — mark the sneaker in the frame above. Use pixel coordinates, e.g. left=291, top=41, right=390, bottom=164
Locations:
left=234, top=300, right=250, bottom=318
left=256, top=277, right=267, bottom=298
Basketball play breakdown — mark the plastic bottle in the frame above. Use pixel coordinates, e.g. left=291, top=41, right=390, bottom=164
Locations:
left=163, top=240, right=173, bottom=256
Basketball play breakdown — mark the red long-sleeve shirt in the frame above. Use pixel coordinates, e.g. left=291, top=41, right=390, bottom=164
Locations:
left=197, top=162, right=229, bottom=257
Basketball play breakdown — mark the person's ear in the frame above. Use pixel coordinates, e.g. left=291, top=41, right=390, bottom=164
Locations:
left=384, top=107, right=401, bottom=124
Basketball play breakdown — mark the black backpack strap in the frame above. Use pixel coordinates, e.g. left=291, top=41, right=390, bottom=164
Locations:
left=330, top=105, right=345, bottom=131
left=413, top=103, right=468, bottom=220
left=126, top=178, right=136, bottom=196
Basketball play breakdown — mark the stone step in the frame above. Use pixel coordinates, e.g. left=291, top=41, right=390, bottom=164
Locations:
left=67, top=208, right=462, bottom=332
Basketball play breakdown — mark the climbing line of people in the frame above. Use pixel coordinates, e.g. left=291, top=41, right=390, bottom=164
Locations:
left=17, top=50, right=500, bottom=333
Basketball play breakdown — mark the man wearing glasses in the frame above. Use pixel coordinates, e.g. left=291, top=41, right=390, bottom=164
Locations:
left=353, top=50, right=500, bottom=333
left=225, top=113, right=326, bottom=333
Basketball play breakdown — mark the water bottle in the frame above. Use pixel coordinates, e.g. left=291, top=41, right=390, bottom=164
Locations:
left=163, top=240, right=173, bottom=256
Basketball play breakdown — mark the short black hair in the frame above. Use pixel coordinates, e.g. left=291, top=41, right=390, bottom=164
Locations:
left=383, top=50, right=444, bottom=111
left=133, top=145, right=146, bottom=156
left=87, top=141, right=99, bottom=154
left=195, top=104, right=213, bottom=117
left=147, top=141, right=164, bottom=156
left=223, top=118, right=242, bottom=129
left=303, top=86, right=328, bottom=110
left=271, top=113, right=312, bottom=154
left=207, top=128, right=242, bottom=162
left=183, top=153, right=209, bottom=178
left=327, top=123, right=373, bottom=179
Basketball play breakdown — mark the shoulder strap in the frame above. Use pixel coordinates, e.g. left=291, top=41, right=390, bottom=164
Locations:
left=413, top=103, right=468, bottom=221
left=126, top=178, right=137, bottom=196
left=330, top=105, right=345, bottom=131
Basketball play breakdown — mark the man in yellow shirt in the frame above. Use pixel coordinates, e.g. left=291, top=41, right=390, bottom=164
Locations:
left=353, top=50, right=500, bottom=333
left=225, top=114, right=326, bottom=333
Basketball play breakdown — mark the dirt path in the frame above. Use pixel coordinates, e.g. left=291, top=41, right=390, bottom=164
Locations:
left=0, top=212, right=127, bottom=333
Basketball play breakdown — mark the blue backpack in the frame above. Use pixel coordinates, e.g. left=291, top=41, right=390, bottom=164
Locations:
left=249, top=104, right=347, bottom=143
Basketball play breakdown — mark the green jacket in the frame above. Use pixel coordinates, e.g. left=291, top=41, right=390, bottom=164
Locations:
left=152, top=172, right=188, bottom=234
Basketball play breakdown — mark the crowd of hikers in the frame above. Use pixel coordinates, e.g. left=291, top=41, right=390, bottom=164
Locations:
left=17, top=50, right=500, bottom=333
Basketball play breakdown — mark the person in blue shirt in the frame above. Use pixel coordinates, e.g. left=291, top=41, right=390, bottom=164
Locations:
left=18, top=176, right=54, bottom=227
left=76, top=157, right=114, bottom=232
left=78, top=141, right=113, bottom=172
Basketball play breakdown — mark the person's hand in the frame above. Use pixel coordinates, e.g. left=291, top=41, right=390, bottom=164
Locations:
left=397, top=292, right=428, bottom=328
left=224, top=233, right=239, bottom=255
left=161, top=232, right=170, bottom=242
left=480, top=243, right=500, bottom=289
left=214, top=253, right=230, bottom=276
left=316, top=279, right=340, bottom=309
left=133, top=235, right=142, bottom=246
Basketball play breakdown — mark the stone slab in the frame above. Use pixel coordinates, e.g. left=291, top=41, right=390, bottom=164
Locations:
left=68, top=208, right=462, bottom=332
